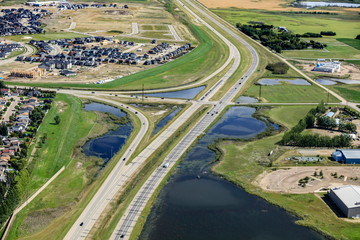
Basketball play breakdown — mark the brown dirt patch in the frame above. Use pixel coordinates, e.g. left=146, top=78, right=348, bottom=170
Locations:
left=104, top=10, right=130, bottom=15
left=18, top=206, right=68, bottom=236
left=255, top=166, right=360, bottom=193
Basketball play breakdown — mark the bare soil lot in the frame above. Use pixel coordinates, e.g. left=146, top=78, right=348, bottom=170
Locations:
left=255, top=166, right=360, bottom=193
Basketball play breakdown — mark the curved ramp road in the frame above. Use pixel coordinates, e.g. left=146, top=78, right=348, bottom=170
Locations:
left=110, top=0, right=259, bottom=239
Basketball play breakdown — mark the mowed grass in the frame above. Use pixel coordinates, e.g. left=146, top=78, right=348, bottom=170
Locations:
left=26, top=94, right=95, bottom=195
left=263, top=105, right=314, bottom=128
left=328, top=84, right=360, bottom=102
left=246, top=84, right=340, bottom=103
left=337, top=38, right=360, bottom=50
left=212, top=9, right=360, bottom=38
left=7, top=94, right=97, bottom=239
left=6, top=24, right=229, bottom=90
left=281, top=38, right=360, bottom=59
left=214, top=106, right=360, bottom=240
left=212, top=9, right=360, bottom=59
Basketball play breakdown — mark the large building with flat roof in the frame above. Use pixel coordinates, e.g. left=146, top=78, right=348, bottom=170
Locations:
left=331, top=149, right=360, bottom=164
left=328, top=185, right=360, bottom=218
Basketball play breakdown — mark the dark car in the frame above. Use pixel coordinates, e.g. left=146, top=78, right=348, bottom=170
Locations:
left=80, top=222, right=84, bottom=226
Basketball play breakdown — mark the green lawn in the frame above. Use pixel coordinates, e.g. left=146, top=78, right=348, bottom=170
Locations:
left=212, top=9, right=360, bottom=39
left=213, top=106, right=360, bottom=240
left=281, top=38, right=360, bottom=59
left=263, top=105, right=314, bottom=128
left=25, top=94, right=95, bottom=195
left=337, top=38, right=360, bottom=50
left=328, top=85, right=360, bottom=102
left=6, top=24, right=229, bottom=91
left=246, top=84, right=340, bottom=103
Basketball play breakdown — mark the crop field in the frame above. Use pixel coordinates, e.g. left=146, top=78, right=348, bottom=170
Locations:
left=328, top=84, right=360, bottom=102
left=212, top=9, right=360, bottom=59
left=246, top=84, right=341, bottom=103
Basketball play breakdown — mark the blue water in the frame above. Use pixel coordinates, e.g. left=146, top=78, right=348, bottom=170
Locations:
left=153, top=107, right=182, bottom=135
left=236, top=96, right=258, bottom=103
left=82, top=103, right=133, bottom=164
left=259, top=78, right=311, bottom=85
left=316, top=78, right=360, bottom=85
left=143, top=86, right=205, bottom=99
left=139, top=106, right=324, bottom=240
left=316, top=79, right=337, bottom=85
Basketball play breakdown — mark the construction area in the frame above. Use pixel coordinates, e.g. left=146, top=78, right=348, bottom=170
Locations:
left=254, top=166, right=360, bottom=194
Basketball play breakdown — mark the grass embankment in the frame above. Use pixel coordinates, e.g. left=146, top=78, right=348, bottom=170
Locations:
left=328, top=85, right=360, bottom=102
left=212, top=9, right=360, bottom=59
left=88, top=105, right=210, bottom=239
left=213, top=105, right=360, bottom=240
left=5, top=24, right=227, bottom=91
left=246, top=84, right=340, bottom=103
left=6, top=95, right=141, bottom=240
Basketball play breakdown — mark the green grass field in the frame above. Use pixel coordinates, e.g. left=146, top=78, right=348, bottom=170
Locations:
left=212, top=9, right=360, bottom=59
left=337, top=38, right=360, bottom=50
left=246, top=84, right=340, bottom=103
left=213, top=105, right=360, bottom=240
left=24, top=94, right=96, bottom=196
left=263, top=105, right=314, bottom=128
left=212, top=9, right=360, bottom=39
left=281, top=38, right=360, bottom=59
left=328, top=84, right=360, bottom=102
left=346, top=60, right=360, bottom=67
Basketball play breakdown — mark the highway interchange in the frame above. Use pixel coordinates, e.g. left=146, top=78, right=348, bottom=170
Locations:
left=63, top=0, right=360, bottom=239
left=2, top=0, right=359, bottom=239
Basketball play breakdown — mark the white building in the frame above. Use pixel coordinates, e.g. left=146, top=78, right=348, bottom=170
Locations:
left=328, top=185, right=360, bottom=218
left=313, top=60, right=341, bottom=73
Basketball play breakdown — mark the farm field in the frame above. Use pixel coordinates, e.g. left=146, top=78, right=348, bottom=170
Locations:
left=246, top=84, right=340, bottom=103
left=328, top=84, right=360, bottom=102
left=211, top=9, right=360, bottom=59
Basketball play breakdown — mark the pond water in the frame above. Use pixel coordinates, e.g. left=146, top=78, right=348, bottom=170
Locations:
left=153, top=107, right=182, bottom=135
left=139, top=106, right=324, bottom=240
left=82, top=103, right=133, bottom=165
left=143, top=86, right=205, bottom=99
left=316, top=78, right=360, bottom=85
left=235, top=96, right=258, bottom=103
left=259, top=78, right=311, bottom=86
left=299, top=1, right=360, bottom=8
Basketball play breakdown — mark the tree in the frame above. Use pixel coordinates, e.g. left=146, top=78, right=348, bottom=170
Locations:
left=356, top=35, right=360, bottom=40
left=0, top=122, right=8, bottom=136
left=0, top=81, right=6, bottom=89
left=54, top=115, right=60, bottom=125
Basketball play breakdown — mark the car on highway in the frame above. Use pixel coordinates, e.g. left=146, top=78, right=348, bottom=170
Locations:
left=91, top=92, right=95, bottom=94
left=80, top=222, right=83, bottom=226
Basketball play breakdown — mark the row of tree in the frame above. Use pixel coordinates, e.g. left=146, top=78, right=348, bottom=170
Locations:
left=236, top=24, right=327, bottom=53
left=280, top=103, right=353, bottom=147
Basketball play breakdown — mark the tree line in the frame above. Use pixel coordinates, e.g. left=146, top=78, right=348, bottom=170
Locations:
left=280, top=102, right=353, bottom=148
left=236, top=23, right=327, bottom=53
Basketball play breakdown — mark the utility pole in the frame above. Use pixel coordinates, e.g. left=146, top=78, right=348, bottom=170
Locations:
left=142, top=84, right=144, bottom=102
left=327, top=90, right=329, bottom=104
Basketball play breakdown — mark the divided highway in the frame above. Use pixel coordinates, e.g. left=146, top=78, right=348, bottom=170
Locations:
left=109, top=0, right=259, bottom=239
left=63, top=0, right=257, bottom=238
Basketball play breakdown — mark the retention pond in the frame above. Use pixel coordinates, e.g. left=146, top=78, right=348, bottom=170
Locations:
left=139, top=106, right=324, bottom=240
left=82, top=102, right=133, bottom=166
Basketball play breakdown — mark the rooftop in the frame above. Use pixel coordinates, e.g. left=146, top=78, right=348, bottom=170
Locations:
left=331, top=185, right=360, bottom=209
left=337, top=149, right=360, bottom=159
